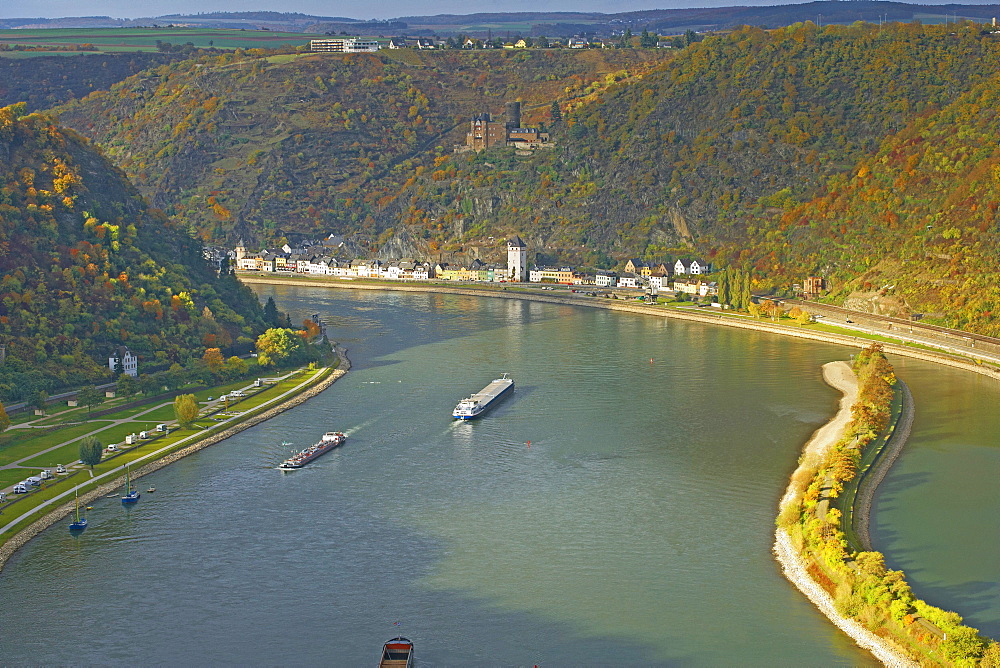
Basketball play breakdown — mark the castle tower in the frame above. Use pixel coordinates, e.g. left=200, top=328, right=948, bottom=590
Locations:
left=235, top=239, right=247, bottom=263
left=506, top=235, right=527, bottom=282
left=505, top=101, right=521, bottom=131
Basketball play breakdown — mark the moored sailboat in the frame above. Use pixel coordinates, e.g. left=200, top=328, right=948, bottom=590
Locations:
left=69, top=489, right=87, bottom=532
left=121, top=464, right=140, bottom=504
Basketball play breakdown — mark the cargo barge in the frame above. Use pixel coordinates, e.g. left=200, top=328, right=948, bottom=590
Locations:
left=278, top=432, right=346, bottom=470
left=452, top=373, right=514, bottom=420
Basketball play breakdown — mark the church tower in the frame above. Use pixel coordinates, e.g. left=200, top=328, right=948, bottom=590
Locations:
left=506, top=235, right=527, bottom=282
left=234, top=239, right=247, bottom=264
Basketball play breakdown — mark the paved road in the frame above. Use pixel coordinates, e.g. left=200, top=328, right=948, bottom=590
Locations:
left=814, top=316, right=1000, bottom=366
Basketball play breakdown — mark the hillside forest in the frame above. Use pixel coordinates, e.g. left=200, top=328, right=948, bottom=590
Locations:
left=49, top=22, right=1000, bottom=336
left=0, top=104, right=273, bottom=401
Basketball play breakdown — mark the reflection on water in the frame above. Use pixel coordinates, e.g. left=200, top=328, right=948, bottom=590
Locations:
left=874, top=357, right=1000, bottom=639
left=6, top=287, right=991, bottom=664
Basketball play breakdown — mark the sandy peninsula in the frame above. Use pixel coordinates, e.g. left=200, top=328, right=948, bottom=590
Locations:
left=773, top=361, right=917, bottom=668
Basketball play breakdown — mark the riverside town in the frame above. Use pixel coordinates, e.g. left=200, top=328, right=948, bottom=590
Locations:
left=224, top=235, right=730, bottom=298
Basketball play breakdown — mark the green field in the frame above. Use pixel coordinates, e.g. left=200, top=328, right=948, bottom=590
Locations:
left=0, top=27, right=326, bottom=55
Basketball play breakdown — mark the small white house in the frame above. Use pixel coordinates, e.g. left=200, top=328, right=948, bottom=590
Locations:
left=617, top=273, right=639, bottom=289
left=674, top=259, right=712, bottom=275
left=648, top=274, right=669, bottom=292
left=109, top=345, right=138, bottom=377
left=595, top=271, right=617, bottom=288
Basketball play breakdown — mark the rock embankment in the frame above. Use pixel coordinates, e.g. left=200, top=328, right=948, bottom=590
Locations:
left=0, top=348, right=350, bottom=571
left=774, top=530, right=918, bottom=668
left=853, top=380, right=914, bottom=551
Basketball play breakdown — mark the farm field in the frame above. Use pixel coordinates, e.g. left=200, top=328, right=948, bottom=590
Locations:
left=0, top=27, right=324, bottom=55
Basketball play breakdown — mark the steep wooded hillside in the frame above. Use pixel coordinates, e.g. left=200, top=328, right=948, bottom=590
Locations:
left=725, top=65, right=1000, bottom=335
left=360, top=22, right=998, bottom=260
left=55, top=48, right=671, bottom=246
left=0, top=53, right=179, bottom=112
left=0, top=104, right=269, bottom=401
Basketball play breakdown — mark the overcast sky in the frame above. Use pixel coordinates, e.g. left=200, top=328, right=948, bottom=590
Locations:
left=0, top=0, right=802, bottom=20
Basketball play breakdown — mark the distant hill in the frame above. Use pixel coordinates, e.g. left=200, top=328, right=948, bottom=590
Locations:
left=0, top=104, right=270, bottom=402
left=6, top=2, right=1000, bottom=35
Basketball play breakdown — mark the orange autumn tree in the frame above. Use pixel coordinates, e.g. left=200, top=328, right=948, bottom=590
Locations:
left=202, top=347, right=225, bottom=373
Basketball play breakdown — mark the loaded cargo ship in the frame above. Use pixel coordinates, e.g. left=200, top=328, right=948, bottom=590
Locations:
left=278, top=432, right=346, bottom=470
left=452, top=373, right=514, bottom=420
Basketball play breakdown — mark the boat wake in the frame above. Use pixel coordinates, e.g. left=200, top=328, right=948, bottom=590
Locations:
left=341, top=419, right=376, bottom=438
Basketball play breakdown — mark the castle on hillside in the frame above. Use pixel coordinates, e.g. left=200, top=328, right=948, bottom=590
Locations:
left=459, top=102, right=551, bottom=152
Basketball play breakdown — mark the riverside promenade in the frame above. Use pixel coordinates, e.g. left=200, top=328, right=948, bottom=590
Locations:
left=0, top=347, right=351, bottom=571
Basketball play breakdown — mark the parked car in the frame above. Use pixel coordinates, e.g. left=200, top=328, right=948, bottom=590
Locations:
left=13, top=483, right=29, bottom=494
left=56, top=464, right=67, bottom=474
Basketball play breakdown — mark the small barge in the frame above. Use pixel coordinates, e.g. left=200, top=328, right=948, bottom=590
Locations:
left=378, top=636, right=414, bottom=667
left=278, top=432, right=346, bottom=470
left=452, top=373, right=514, bottom=420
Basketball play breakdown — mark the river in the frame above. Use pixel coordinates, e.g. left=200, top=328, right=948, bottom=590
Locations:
left=0, top=287, right=994, bottom=664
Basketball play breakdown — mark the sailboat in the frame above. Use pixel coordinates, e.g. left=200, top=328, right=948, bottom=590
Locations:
left=121, top=464, right=140, bottom=504
left=69, top=488, right=87, bottom=532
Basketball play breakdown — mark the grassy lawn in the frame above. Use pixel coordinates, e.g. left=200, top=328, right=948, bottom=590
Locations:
left=136, top=405, right=177, bottom=421
left=19, top=443, right=87, bottom=469
left=0, top=423, right=107, bottom=467
left=0, top=469, right=34, bottom=488
left=99, top=403, right=168, bottom=419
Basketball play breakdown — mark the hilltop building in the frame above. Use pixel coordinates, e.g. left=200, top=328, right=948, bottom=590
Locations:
left=310, top=38, right=380, bottom=53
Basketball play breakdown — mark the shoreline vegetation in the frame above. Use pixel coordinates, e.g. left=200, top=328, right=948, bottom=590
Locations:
left=775, top=346, right=999, bottom=667
left=244, top=275, right=1000, bottom=666
left=0, top=345, right=351, bottom=572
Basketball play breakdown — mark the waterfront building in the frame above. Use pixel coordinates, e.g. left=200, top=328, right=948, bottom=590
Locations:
left=675, top=258, right=712, bottom=275
left=507, top=235, right=528, bottom=281
left=529, top=266, right=575, bottom=284
left=595, top=271, right=618, bottom=288
left=617, top=273, right=640, bottom=289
